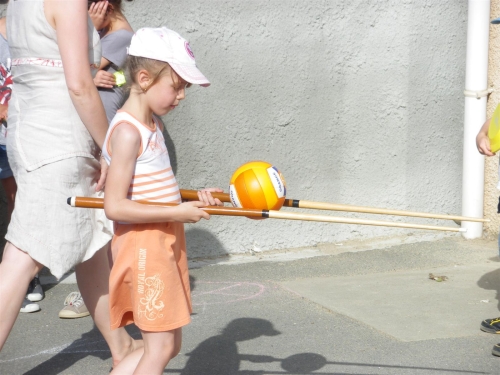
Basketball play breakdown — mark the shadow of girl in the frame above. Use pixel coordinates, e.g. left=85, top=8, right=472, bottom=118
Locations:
left=477, top=268, right=500, bottom=311
left=180, top=318, right=279, bottom=375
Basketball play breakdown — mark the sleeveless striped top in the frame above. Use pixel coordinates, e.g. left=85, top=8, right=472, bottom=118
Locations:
left=102, top=111, right=181, bottom=203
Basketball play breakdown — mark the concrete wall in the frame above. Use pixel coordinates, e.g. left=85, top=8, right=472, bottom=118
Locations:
left=0, top=1, right=469, bottom=259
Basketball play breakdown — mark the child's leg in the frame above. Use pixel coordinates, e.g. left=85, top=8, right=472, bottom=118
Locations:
left=110, top=328, right=182, bottom=375
left=75, top=244, right=143, bottom=367
left=0, top=242, right=43, bottom=350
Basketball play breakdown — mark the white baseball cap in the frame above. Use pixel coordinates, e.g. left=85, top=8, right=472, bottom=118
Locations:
left=127, top=27, right=210, bottom=87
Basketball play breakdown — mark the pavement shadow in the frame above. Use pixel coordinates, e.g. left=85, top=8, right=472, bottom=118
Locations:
left=172, top=318, right=386, bottom=375
left=169, top=317, right=487, bottom=375
left=17, top=311, right=486, bottom=374
left=477, top=268, right=500, bottom=311
left=190, top=274, right=196, bottom=292
left=185, top=227, right=229, bottom=261
left=23, top=326, right=103, bottom=375
left=22, top=324, right=141, bottom=375
left=177, top=317, right=281, bottom=374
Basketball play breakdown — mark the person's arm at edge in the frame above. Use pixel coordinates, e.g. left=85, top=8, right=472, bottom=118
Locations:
left=0, top=17, right=10, bottom=120
left=0, top=17, right=6, bottom=40
left=476, top=118, right=495, bottom=156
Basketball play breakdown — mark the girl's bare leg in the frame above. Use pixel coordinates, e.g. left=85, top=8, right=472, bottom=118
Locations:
left=0, top=242, right=42, bottom=351
left=75, top=244, right=143, bottom=368
left=110, top=328, right=182, bottom=375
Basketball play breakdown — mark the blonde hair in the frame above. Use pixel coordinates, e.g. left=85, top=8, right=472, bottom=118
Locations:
left=124, top=56, right=191, bottom=93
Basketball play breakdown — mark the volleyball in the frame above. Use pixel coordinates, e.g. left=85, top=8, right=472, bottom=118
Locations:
left=229, top=161, right=286, bottom=210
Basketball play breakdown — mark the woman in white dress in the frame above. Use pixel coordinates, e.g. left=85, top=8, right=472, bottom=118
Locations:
left=0, top=0, right=142, bottom=366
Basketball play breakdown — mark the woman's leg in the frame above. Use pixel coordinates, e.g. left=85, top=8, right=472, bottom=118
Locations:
left=0, top=242, right=42, bottom=351
left=75, top=243, right=143, bottom=367
left=110, top=328, right=182, bottom=375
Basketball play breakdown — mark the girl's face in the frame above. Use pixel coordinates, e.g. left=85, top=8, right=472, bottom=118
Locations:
left=146, top=72, right=187, bottom=116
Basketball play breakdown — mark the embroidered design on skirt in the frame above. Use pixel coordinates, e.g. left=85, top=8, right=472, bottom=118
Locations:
left=138, top=274, right=165, bottom=321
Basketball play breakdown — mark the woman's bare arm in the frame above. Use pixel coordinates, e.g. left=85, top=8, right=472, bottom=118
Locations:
left=44, top=0, right=108, bottom=149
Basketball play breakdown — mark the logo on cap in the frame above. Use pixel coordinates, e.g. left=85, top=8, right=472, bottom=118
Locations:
left=184, top=42, right=195, bottom=59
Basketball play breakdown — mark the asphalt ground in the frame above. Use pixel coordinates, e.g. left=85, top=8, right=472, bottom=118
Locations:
left=2, top=235, right=500, bottom=374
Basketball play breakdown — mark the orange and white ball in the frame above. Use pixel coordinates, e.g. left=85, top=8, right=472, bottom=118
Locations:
left=229, top=161, right=286, bottom=210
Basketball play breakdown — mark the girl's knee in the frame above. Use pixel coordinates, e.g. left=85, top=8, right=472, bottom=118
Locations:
left=152, top=339, right=181, bottom=362
left=158, top=340, right=181, bottom=360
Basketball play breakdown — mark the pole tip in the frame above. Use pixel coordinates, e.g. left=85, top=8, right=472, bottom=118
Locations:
left=67, top=197, right=75, bottom=207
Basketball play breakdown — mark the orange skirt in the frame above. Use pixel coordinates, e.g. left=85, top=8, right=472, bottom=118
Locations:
left=109, top=222, right=192, bottom=332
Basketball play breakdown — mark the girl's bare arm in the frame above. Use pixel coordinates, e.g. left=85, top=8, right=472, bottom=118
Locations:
left=104, top=123, right=210, bottom=224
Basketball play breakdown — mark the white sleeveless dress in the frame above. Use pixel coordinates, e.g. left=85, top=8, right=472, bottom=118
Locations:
left=5, top=0, right=113, bottom=278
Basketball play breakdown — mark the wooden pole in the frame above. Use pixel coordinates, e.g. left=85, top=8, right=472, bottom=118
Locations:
left=68, top=196, right=466, bottom=233
left=179, top=189, right=488, bottom=223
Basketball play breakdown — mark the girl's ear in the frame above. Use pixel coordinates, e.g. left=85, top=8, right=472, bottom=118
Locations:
left=137, top=69, right=151, bottom=92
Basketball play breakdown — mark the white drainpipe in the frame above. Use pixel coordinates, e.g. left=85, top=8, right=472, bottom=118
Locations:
left=462, top=0, right=491, bottom=238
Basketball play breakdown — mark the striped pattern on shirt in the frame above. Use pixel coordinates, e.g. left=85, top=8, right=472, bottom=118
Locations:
left=102, top=111, right=181, bottom=204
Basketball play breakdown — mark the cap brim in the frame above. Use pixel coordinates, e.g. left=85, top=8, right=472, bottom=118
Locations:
left=169, top=63, right=210, bottom=87
left=492, top=17, right=500, bottom=24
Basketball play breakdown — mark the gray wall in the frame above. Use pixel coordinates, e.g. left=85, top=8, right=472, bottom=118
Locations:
left=1, top=1, right=468, bottom=259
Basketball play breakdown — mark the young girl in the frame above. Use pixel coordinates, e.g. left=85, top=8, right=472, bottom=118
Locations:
left=103, top=27, right=222, bottom=374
